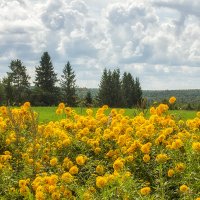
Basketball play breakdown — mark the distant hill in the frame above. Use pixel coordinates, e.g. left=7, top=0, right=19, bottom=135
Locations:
left=76, top=88, right=200, bottom=106
left=143, top=89, right=200, bottom=104
left=76, top=88, right=99, bottom=99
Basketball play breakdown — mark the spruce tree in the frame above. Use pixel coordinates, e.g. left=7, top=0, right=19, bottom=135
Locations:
left=135, top=77, right=142, bottom=105
left=35, top=52, right=57, bottom=92
left=60, top=61, right=77, bottom=106
left=6, top=59, right=30, bottom=104
left=98, top=69, right=113, bottom=106
left=2, top=77, right=13, bottom=105
left=122, top=72, right=136, bottom=108
left=85, top=90, right=93, bottom=107
left=111, top=69, right=122, bottom=107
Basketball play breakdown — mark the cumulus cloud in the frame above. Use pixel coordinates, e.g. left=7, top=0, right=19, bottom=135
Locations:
left=0, top=0, right=199, bottom=89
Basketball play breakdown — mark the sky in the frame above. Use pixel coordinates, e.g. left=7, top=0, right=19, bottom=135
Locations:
left=0, top=0, right=200, bottom=90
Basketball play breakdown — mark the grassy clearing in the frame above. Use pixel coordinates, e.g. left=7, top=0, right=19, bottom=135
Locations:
left=32, top=106, right=197, bottom=123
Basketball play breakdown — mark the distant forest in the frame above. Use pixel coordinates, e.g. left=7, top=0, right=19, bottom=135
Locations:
left=77, top=88, right=200, bottom=110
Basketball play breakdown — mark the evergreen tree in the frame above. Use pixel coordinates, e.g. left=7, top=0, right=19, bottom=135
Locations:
left=98, top=68, right=143, bottom=108
left=35, top=52, right=57, bottom=92
left=111, top=69, right=122, bottom=107
left=98, top=69, right=112, bottom=106
left=33, top=52, right=58, bottom=105
left=0, top=79, right=6, bottom=105
left=6, top=59, right=30, bottom=105
left=122, top=72, right=136, bottom=108
left=60, top=61, right=77, bottom=106
left=135, top=77, right=142, bottom=105
left=2, top=76, right=13, bottom=105
left=84, top=91, right=93, bottom=107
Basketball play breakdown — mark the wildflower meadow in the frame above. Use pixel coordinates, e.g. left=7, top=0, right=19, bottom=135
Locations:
left=0, top=97, right=200, bottom=200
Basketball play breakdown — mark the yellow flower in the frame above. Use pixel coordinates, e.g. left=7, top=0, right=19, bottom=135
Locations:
left=63, top=188, right=72, bottom=198
left=83, top=191, right=93, bottom=200
left=96, top=165, right=104, bottom=175
left=51, top=191, right=61, bottom=200
left=48, top=185, right=56, bottom=193
left=180, top=184, right=189, bottom=193
left=171, top=139, right=183, bottom=149
left=5, top=138, right=11, bottom=145
left=141, top=142, right=152, bottom=154
left=192, top=142, right=200, bottom=152
left=50, top=157, right=58, bottom=166
left=23, top=102, right=31, bottom=109
left=4, top=151, right=11, bottom=155
left=195, top=198, right=200, bottom=200
left=36, top=191, right=45, bottom=200
left=56, top=108, right=63, bottom=115
left=50, top=175, right=58, bottom=185
left=143, top=154, right=150, bottom=163
left=175, top=163, right=185, bottom=172
left=61, top=172, right=73, bottom=183
left=150, top=107, right=156, bottom=115
left=94, top=147, right=101, bottom=154
left=96, top=176, right=107, bottom=188
left=156, top=154, right=169, bottom=163
left=19, top=186, right=29, bottom=196
left=69, top=165, right=79, bottom=175
left=169, top=96, right=176, bottom=104
left=140, top=187, right=151, bottom=195
left=19, top=180, right=27, bottom=188
left=58, top=102, right=65, bottom=109
left=113, top=158, right=124, bottom=171
left=167, top=169, right=175, bottom=177
left=76, top=155, right=87, bottom=165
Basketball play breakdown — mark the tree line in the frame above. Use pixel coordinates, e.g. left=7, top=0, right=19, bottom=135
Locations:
left=0, top=52, right=143, bottom=107
left=98, top=69, right=142, bottom=108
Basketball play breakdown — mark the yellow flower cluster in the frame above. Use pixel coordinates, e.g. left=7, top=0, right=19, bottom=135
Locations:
left=169, top=96, right=176, bottom=104
left=0, top=98, right=199, bottom=199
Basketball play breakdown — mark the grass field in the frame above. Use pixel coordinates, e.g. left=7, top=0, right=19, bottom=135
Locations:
left=32, top=106, right=197, bottom=123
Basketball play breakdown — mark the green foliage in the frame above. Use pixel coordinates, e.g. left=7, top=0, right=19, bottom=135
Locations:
left=3, top=60, right=30, bottom=105
left=30, top=87, right=60, bottom=106
left=0, top=80, right=6, bottom=105
left=98, top=68, right=142, bottom=108
left=122, top=72, right=136, bottom=108
left=110, top=69, right=123, bottom=107
left=60, top=61, right=77, bottom=106
left=34, top=52, right=58, bottom=106
left=98, top=69, right=113, bottom=106
left=35, top=52, right=57, bottom=92
left=84, top=91, right=93, bottom=107
left=143, top=89, right=200, bottom=110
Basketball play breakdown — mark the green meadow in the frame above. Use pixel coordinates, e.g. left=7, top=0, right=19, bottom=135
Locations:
left=32, top=106, right=197, bottom=123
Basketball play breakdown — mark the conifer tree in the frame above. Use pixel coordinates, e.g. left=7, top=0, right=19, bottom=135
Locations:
left=60, top=61, right=77, bottom=106
left=33, top=52, right=58, bottom=105
left=135, top=77, right=142, bottom=105
left=111, top=69, right=122, bottom=107
left=85, top=90, right=93, bottom=107
left=98, top=69, right=112, bottom=106
left=122, top=72, right=136, bottom=108
left=35, top=52, right=57, bottom=92
left=98, top=68, right=143, bottom=108
left=2, top=76, right=13, bottom=105
left=6, top=59, right=30, bottom=104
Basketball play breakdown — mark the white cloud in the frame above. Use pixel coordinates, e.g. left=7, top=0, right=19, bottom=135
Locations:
left=0, top=0, right=199, bottom=89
